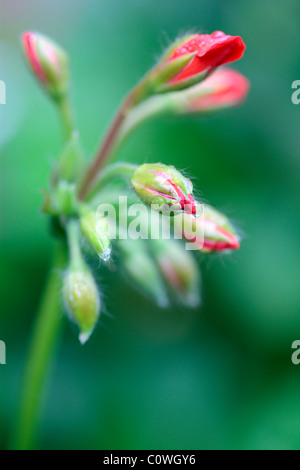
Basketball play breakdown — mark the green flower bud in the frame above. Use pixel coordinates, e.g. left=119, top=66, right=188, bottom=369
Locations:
left=63, top=266, right=100, bottom=344
left=57, top=132, right=84, bottom=183
left=118, top=239, right=169, bottom=308
left=152, top=239, right=201, bottom=308
left=54, top=180, right=77, bottom=216
left=64, top=220, right=100, bottom=343
left=41, top=182, right=77, bottom=216
left=79, top=209, right=111, bottom=261
left=131, top=163, right=196, bottom=214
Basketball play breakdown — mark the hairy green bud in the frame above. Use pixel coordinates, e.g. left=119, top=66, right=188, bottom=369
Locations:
left=131, top=163, right=196, bottom=214
left=118, top=239, right=169, bottom=308
left=80, top=209, right=111, bottom=261
left=64, top=220, right=100, bottom=343
left=63, top=267, right=100, bottom=344
left=153, top=239, right=201, bottom=307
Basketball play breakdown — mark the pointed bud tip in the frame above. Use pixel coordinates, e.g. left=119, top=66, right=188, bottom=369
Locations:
left=80, top=212, right=111, bottom=259
left=22, top=32, right=48, bottom=85
left=99, top=247, right=112, bottom=262
left=202, top=229, right=240, bottom=253
left=79, top=330, right=93, bottom=345
left=229, top=235, right=240, bottom=250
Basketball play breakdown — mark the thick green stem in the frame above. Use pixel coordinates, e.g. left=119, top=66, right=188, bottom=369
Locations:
left=12, top=242, right=67, bottom=450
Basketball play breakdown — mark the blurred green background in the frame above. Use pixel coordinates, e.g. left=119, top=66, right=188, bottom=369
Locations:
left=1, top=0, right=300, bottom=450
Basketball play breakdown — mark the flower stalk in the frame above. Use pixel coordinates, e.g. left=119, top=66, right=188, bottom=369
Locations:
left=85, top=162, right=137, bottom=201
left=78, top=91, right=137, bottom=199
left=12, top=242, right=67, bottom=450
left=58, top=95, right=76, bottom=141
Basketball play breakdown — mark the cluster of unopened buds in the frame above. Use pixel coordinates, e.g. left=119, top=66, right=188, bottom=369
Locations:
left=22, top=30, right=249, bottom=344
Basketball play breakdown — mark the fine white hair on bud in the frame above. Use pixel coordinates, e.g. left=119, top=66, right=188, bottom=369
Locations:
left=64, top=220, right=101, bottom=343
left=131, top=162, right=196, bottom=215
left=79, top=207, right=111, bottom=261
left=63, top=267, right=101, bottom=344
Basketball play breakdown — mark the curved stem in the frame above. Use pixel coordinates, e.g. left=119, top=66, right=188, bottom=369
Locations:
left=78, top=56, right=189, bottom=200
left=114, top=94, right=175, bottom=151
left=85, top=162, right=137, bottom=201
left=12, top=241, right=67, bottom=450
left=79, top=91, right=177, bottom=201
left=78, top=93, right=134, bottom=200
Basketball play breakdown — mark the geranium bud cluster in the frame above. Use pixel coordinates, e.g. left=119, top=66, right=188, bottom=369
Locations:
left=22, top=29, right=247, bottom=343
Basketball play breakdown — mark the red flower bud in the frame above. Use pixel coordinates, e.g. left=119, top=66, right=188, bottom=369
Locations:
left=131, top=163, right=196, bottom=214
left=184, top=68, right=249, bottom=112
left=167, top=31, right=245, bottom=84
left=200, top=219, right=240, bottom=253
left=22, top=32, right=69, bottom=100
left=178, top=205, right=240, bottom=253
left=130, top=31, right=246, bottom=104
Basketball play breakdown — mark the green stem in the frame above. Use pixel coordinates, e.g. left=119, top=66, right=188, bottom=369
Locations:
left=66, top=219, right=84, bottom=269
left=85, top=162, right=137, bottom=201
left=112, top=83, right=212, bottom=150
left=78, top=94, right=174, bottom=201
left=77, top=71, right=155, bottom=201
left=114, top=94, right=175, bottom=150
left=58, top=95, right=75, bottom=141
left=78, top=93, right=134, bottom=200
left=78, top=54, right=201, bottom=200
left=12, top=241, right=67, bottom=450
